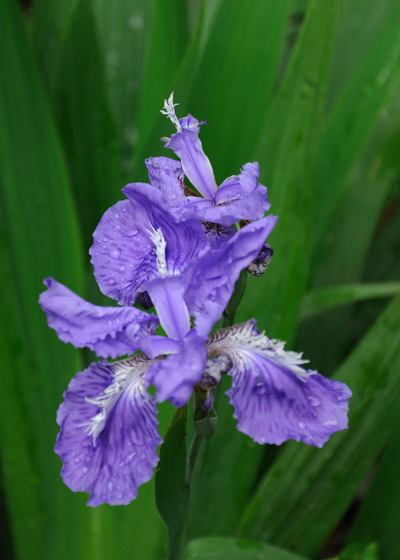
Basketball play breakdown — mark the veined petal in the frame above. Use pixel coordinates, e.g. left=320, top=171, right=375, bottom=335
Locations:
left=144, top=275, right=190, bottom=342
left=199, top=162, right=271, bottom=226
left=55, top=356, right=162, bottom=506
left=184, top=216, right=277, bottom=336
left=39, top=278, right=158, bottom=358
left=207, top=321, right=352, bottom=447
left=90, top=184, right=206, bottom=306
left=165, top=126, right=218, bottom=199
left=146, top=330, right=207, bottom=407
left=145, top=156, right=186, bottom=201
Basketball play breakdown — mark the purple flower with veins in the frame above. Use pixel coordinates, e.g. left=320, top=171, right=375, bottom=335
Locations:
left=39, top=96, right=351, bottom=507
left=139, top=92, right=271, bottom=227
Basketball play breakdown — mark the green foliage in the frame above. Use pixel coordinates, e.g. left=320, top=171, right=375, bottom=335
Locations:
left=1, top=0, right=400, bottom=558
left=187, top=537, right=308, bottom=560
left=155, top=406, right=189, bottom=560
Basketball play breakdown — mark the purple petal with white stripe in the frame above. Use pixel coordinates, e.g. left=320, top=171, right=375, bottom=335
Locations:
left=55, top=356, right=162, bottom=506
left=90, top=183, right=206, bottom=306
left=39, top=278, right=158, bottom=358
left=207, top=321, right=352, bottom=447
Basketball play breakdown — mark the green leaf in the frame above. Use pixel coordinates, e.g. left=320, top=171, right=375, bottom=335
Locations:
left=340, top=542, right=381, bottom=560
left=187, top=538, right=308, bottom=560
left=238, top=297, right=400, bottom=558
left=0, top=1, right=94, bottom=559
left=237, top=0, right=340, bottom=343
left=33, top=0, right=122, bottom=253
left=155, top=406, right=189, bottom=560
left=134, top=0, right=189, bottom=159
left=297, top=88, right=400, bottom=375
left=92, top=0, right=152, bottom=164
left=300, top=282, right=400, bottom=321
left=346, top=419, right=400, bottom=559
left=312, top=2, right=400, bottom=258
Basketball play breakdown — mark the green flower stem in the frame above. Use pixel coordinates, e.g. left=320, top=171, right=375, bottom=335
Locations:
left=186, top=431, right=204, bottom=489
left=221, top=269, right=248, bottom=327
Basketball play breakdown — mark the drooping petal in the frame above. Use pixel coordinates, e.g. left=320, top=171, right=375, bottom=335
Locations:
left=165, top=123, right=218, bottom=199
left=146, top=330, right=207, bottom=407
left=90, top=183, right=206, bottom=306
left=184, top=216, right=277, bottom=336
left=144, top=275, right=190, bottom=342
left=55, top=356, right=162, bottom=506
left=39, top=278, right=158, bottom=358
left=207, top=321, right=352, bottom=447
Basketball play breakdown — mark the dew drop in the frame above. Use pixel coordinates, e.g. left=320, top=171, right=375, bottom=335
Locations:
left=107, top=481, right=113, bottom=492
left=110, top=248, right=121, bottom=259
left=298, top=422, right=306, bottom=430
left=113, top=225, right=122, bottom=231
left=114, top=213, right=120, bottom=219
left=140, top=453, right=146, bottom=461
left=103, top=237, right=109, bottom=242
left=108, top=278, right=116, bottom=285
left=308, top=396, right=321, bottom=407
left=311, top=409, right=318, bottom=418
left=119, top=265, right=126, bottom=272
left=255, top=382, right=267, bottom=395
left=82, top=467, right=88, bottom=474
left=126, top=229, right=138, bottom=238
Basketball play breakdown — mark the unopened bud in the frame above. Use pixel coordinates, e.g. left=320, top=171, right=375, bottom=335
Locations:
left=247, top=243, right=273, bottom=277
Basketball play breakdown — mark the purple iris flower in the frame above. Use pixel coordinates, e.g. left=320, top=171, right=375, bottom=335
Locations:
left=39, top=98, right=351, bottom=507
left=136, top=93, right=271, bottom=227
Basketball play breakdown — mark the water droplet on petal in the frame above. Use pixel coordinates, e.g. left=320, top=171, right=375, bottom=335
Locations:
left=311, top=409, right=318, bottom=418
left=114, top=213, right=120, bottom=219
left=298, top=422, right=306, bottom=430
left=140, top=453, right=146, bottom=461
left=126, top=230, right=138, bottom=238
left=119, top=265, right=126, bottom=272
left=82, top=467, right=88, bottom=474
left=113, top=225, right=122, bottom=231
left=107, top=481, right=113, bottom=492
left=108, top=278, right=116, bottom=285
left=110, top=248, right=121, bottom=259
left=308, top=396, right=321, bottom=407
left=255, top=382, right=267, bottom=395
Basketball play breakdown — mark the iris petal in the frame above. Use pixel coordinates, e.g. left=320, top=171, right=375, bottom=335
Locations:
left=207, top=321, right=352, bottom=447
left=55, top=357, right=162, bottom=506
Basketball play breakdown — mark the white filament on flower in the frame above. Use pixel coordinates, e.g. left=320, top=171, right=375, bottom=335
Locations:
left=160, top=92, right=182, bottom=132
left=148, top=225, right=168, bottom=276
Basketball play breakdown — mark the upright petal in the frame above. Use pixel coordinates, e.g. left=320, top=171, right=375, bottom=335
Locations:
left=207, top=321, right=352, bottom=447
left=146, top=330, right=207, bottom=407
left=145, top=156, right=186, bottom=201
left=165, top=124, right=218, bottom=199
left=90, top=184, right=206, bottom=306
left=39, top=278, right=158, bottom=358
left=184, top=216, right=277, bottom=336
left=55, top=356, right=162, bottom=506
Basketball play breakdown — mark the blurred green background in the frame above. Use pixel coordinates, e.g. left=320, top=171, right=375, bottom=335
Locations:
left=1, top=0, right=400, bottom=558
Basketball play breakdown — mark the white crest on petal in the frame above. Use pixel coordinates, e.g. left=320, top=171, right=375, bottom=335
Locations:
left=207, top=320, right=312, bottom=380
left=82, top=355, right=153, bottom=444
left=147, top=225, right=168, bottom=276
left=160, top=92, right=182, bottom=132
